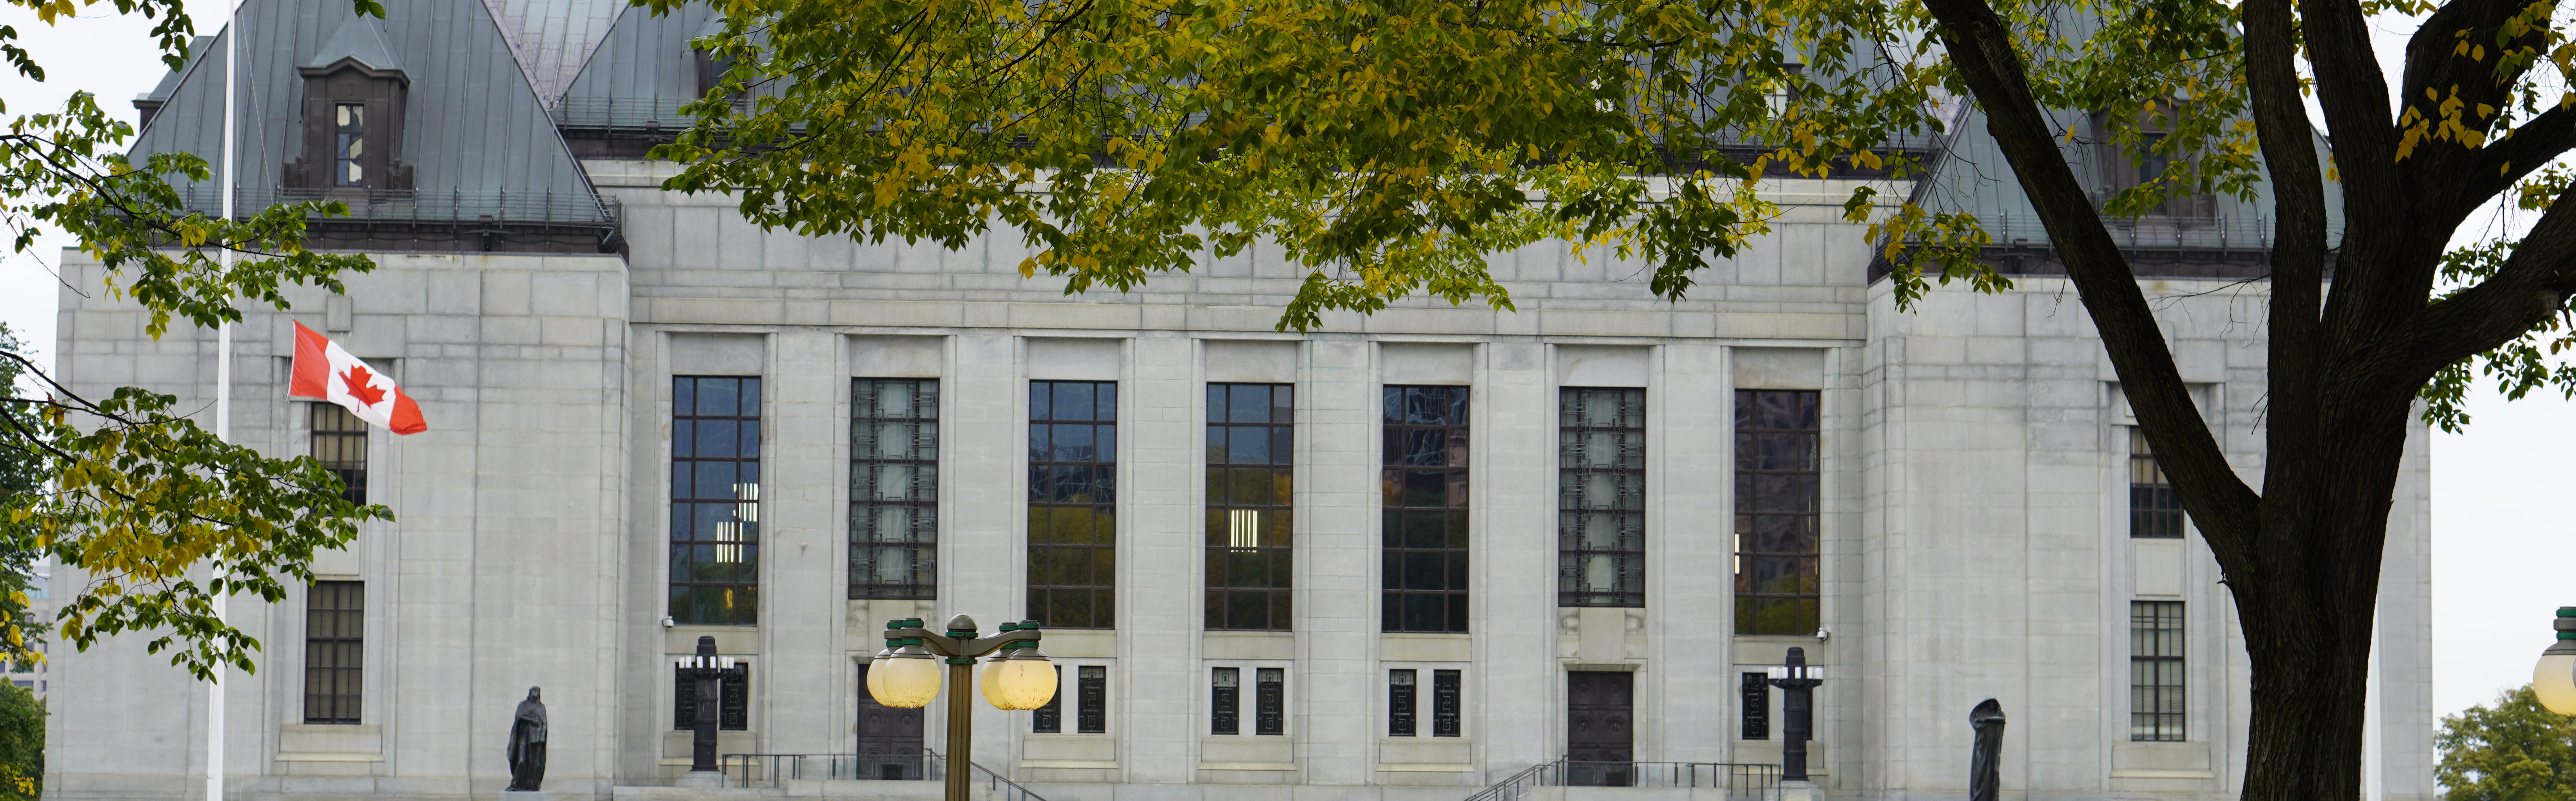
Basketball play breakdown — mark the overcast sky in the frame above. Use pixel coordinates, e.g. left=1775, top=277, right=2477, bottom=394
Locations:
left=3, top=0, right=2567, bottom=731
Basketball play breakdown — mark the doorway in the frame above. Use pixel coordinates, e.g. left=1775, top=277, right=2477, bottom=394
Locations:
left=1566, top=670, right=1635, bottom=787
left=855, top=664, right=927, bottom=780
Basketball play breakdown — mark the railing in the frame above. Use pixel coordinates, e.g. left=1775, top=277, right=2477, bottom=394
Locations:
left=718, top=752, right=942, bottom=788
left=1957, top=212, right=2347, bottom=255
left=552, top=96, right=757, bottom=130
left=1466, top=761, right=1782, bottom=801
left=170, top=185, right=620, bottom=227
left=968, top=760, right=1050, bottom=801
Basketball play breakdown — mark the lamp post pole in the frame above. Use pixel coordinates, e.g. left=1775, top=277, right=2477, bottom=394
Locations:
left=672, top=635, right=731, bottom=785
left=871, top=615, right=1054, bottom=801
left=1766, top=646, right=1825, bottom=801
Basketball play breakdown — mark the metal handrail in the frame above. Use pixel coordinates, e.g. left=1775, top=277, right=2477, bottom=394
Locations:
left=717, top=751, right=943, bottom=788
left=169, top=185, right=620, bottom=227
left=969, top=760, right=1050, bottom=801
left=1466, top=760, right=1782, bottom=800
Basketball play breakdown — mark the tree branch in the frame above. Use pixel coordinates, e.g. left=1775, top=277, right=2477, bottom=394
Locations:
left=2242, top=0, right=2330, bottom=574
left=1921, top=0, right=2262, bottom=552
left=2372, top=180, right=2576, bottom=383
left=2460, top=104, right=2576, bottom=213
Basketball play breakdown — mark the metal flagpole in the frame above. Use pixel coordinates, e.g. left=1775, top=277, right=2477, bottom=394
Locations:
left=208, top=0, right=240, bottom=796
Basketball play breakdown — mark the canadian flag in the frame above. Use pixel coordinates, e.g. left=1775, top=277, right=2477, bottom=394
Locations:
left=289, top=321, right=428, bottom=434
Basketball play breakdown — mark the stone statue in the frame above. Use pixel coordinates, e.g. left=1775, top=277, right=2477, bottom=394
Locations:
left=507, top=686, right=548, bottom=792
left=1969, top=698, right=2006, bottom=801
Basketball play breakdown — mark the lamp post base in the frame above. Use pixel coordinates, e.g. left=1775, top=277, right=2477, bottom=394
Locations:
left=500, top=792, right=550, bottom=801
left=673, top=769, right=726, bottom=788
left=1777, top=779, right=1823, bottom=801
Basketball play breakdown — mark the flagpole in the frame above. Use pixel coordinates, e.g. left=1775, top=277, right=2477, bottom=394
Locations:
left=208, top=0, right=239, bottom=795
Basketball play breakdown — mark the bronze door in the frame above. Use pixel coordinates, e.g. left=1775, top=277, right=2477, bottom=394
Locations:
left=1567, top=671, right=1634, bottom=786
left=855, top=665, right=927, bottom=780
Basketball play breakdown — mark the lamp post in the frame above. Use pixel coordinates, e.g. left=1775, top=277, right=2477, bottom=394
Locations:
left=672, top=635, right=734, bottom=786
left=1767, top=646, right=1825, bottom=800
left=868, top=615, right=1057, bottom=801
left=2534, top=607, right=2576, bottom=716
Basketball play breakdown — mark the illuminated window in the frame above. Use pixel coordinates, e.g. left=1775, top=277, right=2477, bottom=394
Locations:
left=671, top=376, right=762, bottom=625
left=1206, top=383, right=1291, bottom=630
left=2131, top=601, right=2185, bottom=741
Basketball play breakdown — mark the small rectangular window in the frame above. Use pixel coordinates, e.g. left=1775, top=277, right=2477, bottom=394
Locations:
left=303, top=581, right=362, bottom=724
left=1740, top=672, right=1770, bottom=740
left=1560, top=387, right=1646, bottom=607
left=1383, top=385, right=1470, bottom=633
left=673, top=661, right=751, bottom=731
left=1206, top=383, right=1293, bottom=631
left=1077, top=665, right=1108, bottom=734
left=1033, top=665, right=1063, bottom=733
left=1255, top=668, right=1284, bottom=735
left=310, top=404, right=368, bottom=505
left=1388, top=669, right=1417, bottom=736
left=1431, top=669, right=1462, bottom=737
left=2131, top=601, right=2185, bottom=741
left=1031, top=381, right=1118, bottom=629
left=671, top=376, right=762, bottom=625
left=2129, top=429, right=2185, bottom=538
left=1211, top=667, right=1240, bottom=735
left=851, top=378, right=939, bottom=599
left=333, top=102, right=365, bottom=186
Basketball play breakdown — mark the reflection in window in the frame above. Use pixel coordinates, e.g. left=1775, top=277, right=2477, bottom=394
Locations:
left=1255, top=667, right=1284, bottom=735
left=2131, top=601, right=2185, bottom=741
left=334, top=103, right=365, bottom=186
left=1207, top=383, right=1292, bottom=630
left=1033, top=665, right=1063, bottom=733
left=310, top=403, right=368, bottom=505
left=1431, top=668, right=1462, bottom=737
left=1382, top=385, right=1469, bottom=633
left=1560, top=388, right=1645, bottom=607
left=1388, top=669, right=1416, bottom=736
left=2129, top=428, right=2185, bottom=538
left=1077, top=665, right=1108, bottom=733
left=1734, top=389, right=1819, bottom=635
left=1030, top=381, right=1117, bottom=629
left=303, top=581, right=362, bottom=724
left=674, top=661, right=751, bottom=731
left=1211, top=667, right=1239, bottom=734
left=851, top=379, right=939, bottom=599
left=671, top=376, right=762, bottom=625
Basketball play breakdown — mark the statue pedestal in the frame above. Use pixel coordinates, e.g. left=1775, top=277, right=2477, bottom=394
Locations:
left=1777, top=779, right=1823, bottom=801
left=673, top=770, right=726, bottom=788
left=500, top=792, right=549, bottom=801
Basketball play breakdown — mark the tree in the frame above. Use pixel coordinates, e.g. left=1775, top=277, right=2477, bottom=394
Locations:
left=2438, top=685, right=2576, bottom=801
left=0, top=0, right=388, bottom=679
left=0, top=682, right=42, bottom=800
left=648, top=0, right=2576, bottom=797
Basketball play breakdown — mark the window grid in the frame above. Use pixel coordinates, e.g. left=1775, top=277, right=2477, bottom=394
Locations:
left=673, top=663, right=751, bottom=731
left=1734, top=389, right=1820, bottom=635
left=333, top=103, right=365, bottom=185
left=1383, top=385, right=1470, bottom=633
left=2129, top=428, right=2185, bottom=538
left=1030, top=381, right=1117, bottom=629
left=1207, top=383, right=1293, bottom=631
left=1255, top=668, right=1284, bottom=736
left=310, top=404, right=368, bottom=506
left=1388, top=669, right=1417, bottom=736
left=2131, top=601, right=2186, bottom=741
left=1212, top=667, right=1240, bottom=734
left=1560, top=387, right=1646, bottom=607
left=851, top=379, right=939, bottom=600
left=1033, top=665, right=1064, bottom=733
left=1431, top=669, right=1462, bottom=737
left=303, top=581, right=362, bottom=724
left=671, top=376, right=762, bottom=625
left=1076, top=665, right=1108, bottom=734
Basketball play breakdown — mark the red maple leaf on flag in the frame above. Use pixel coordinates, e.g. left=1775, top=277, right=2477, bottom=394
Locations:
left=340, top=365, right=387, bottom=407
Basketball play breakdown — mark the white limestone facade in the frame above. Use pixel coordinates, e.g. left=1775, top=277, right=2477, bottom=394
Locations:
left=43, top=158, right=2436, bottom=801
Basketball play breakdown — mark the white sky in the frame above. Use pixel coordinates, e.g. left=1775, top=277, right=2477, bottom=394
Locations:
left=2, top=0, right=2567, bottom=733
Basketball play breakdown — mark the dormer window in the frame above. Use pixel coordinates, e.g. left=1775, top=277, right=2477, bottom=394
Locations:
left=2093, top=105, right=2212, bottom=218
left=286, top=16, right=410, bottom=191
left=334, top=103, right=366, bottom=186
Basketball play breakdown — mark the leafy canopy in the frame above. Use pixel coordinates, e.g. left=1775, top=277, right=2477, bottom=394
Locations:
left=0, top=0, right=390, bottom=679
left=2438, top=685, right=2576, bottom=801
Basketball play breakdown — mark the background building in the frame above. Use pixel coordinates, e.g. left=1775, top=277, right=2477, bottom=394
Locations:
left=44, top=0, right=2435, bottom=798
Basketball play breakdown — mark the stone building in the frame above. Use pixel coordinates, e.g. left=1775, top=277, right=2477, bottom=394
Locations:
left=45, top=0, right=2436, bottom=798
